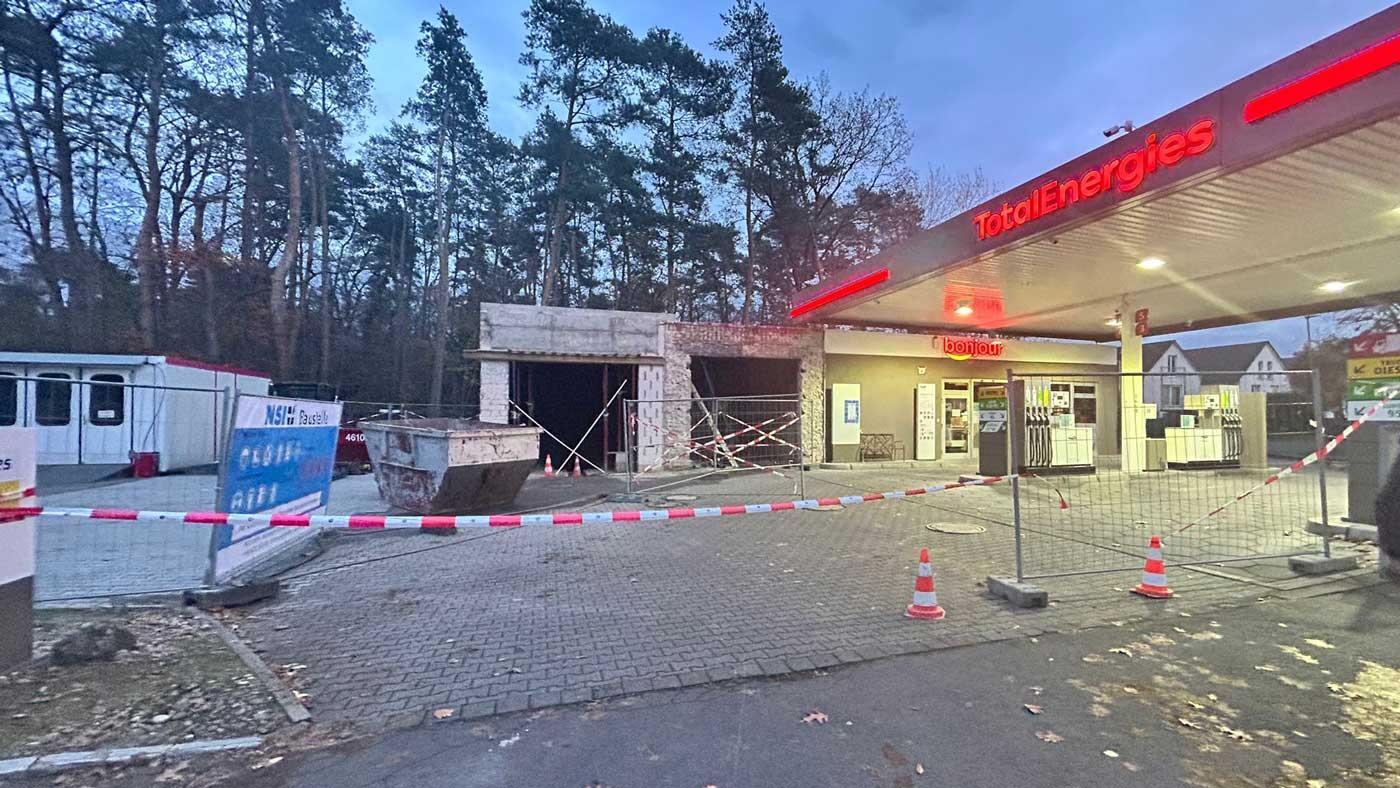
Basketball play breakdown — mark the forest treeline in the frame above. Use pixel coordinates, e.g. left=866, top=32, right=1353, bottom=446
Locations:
left=0, top=0, right=995, bottom=402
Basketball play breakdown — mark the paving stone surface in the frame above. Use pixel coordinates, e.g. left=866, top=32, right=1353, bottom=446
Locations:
left=228, top=465, right=1376, bottom=725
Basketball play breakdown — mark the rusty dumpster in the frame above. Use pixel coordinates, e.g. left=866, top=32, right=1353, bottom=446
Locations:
left=358, top=419, right=540, bottom=514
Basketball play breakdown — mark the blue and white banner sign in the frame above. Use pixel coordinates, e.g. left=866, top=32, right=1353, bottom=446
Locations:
left=213, top=395, right=342, bottom=582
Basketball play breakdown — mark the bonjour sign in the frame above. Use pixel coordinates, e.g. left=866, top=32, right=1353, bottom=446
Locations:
left=940, top=336, right=1004, bottom=361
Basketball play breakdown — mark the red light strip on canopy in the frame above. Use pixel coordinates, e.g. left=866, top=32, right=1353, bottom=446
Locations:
left=789, top=267, right=890, bottom=318
left=1243, top=31, right=1400, bottom=123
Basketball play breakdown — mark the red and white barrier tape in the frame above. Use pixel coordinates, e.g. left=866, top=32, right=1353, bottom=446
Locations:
left=1176, top=391, right=1397, bottom=533
left=8, top=476, right=1010, bottom=530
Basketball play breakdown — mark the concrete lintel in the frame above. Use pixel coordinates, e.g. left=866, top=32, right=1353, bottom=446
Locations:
left=1288, top=554, right=1360, bottom=576
left=987, top=576, right=1049, bottom=609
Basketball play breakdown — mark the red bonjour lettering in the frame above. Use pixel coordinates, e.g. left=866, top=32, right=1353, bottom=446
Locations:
left=941, top=336, right=1004, bottom=360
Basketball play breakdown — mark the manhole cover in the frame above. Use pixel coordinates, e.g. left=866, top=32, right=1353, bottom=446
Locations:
left=925, top=522, right=986, bottom=534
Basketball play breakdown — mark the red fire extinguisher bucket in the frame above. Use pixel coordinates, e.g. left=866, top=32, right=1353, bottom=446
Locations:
left=130, top=452, right=159, bottom=478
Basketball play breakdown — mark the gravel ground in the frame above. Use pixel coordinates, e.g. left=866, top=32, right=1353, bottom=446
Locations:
left=0, top=606, right=286, bottom=759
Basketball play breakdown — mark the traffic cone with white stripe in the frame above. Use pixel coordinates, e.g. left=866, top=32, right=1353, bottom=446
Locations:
left=572, top=456, right=582, bottom=478
left=905, top=548, right=946, bottom=620
left=1131, top=535, right=1174, bottom=599
left=543, top=454, right=554, bottom=477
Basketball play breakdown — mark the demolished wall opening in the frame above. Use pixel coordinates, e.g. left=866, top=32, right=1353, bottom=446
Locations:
left=690, top=356, right=800, bottom=398
left=514, top=361, right=636, bottom=472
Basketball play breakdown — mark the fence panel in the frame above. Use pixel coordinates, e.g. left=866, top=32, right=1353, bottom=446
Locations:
left=1012, top=370, right=1327, bottom=581
left=624, top=394, right=805, bottom=497
left=11, top=377, right=229, bottom=602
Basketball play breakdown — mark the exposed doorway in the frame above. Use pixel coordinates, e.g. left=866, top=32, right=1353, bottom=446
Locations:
left=514, top=361, right=636, bottom=471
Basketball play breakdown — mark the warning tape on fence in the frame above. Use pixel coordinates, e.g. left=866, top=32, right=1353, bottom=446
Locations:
left=1176, top=391, right=1397, bottom=534
left=5, top=477, right=1010, bottom=530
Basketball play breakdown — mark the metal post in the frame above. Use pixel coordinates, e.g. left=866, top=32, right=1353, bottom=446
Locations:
left=205, top=386, right=236, bottom=587
left=1310, top=369, right=1332, bottom=558
left=1007, top=368, right=1025, bottom=582
left=623, top=399, right=635, bottom=494
left=798, top=397, right=807, bottom=498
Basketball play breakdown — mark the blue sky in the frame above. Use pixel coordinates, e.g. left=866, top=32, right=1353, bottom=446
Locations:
left=345, top=0, right=1394, bottom=354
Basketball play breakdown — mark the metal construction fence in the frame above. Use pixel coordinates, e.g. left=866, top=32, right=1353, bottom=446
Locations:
left=1007, top=369, right=1332, bottom=582
left=10, top=381, right=471, bottom=602
left=339, top=400, right=479, bottom=423
left=623, top=394, right=806, bottom=496
left=5, top=375, right=232, bottom=602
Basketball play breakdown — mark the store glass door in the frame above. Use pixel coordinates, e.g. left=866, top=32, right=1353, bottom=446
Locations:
left=942, top=381, right=971, bottom=454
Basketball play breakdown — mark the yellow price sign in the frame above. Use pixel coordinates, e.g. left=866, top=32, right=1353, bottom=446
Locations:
left=1348, top=355, right=1400, bottom=379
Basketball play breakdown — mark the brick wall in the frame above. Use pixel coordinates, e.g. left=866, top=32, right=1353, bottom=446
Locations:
left=661, top=323, right=826, bottom=467
left=480, top=360, right=509, bottom=424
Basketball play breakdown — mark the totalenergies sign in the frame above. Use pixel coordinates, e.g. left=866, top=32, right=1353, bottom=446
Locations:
left=940, top=336, right=1004, bottom=361
left=973, top=119, right=1217, bottom=241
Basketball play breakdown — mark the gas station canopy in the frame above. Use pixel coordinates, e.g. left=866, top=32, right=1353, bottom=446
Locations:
left=789, top=7, right=1400, bottom=341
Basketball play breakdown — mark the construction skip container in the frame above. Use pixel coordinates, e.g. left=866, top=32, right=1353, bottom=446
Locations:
left=358, top=419, right=540, bottom=514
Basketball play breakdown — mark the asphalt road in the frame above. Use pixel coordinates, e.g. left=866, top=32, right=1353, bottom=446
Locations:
left=211, top=581, right=1400, bottom=788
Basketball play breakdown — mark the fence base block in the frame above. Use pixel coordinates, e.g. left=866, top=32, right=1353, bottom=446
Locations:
left=183, top=579, right=280, bottom=610
left=1287, top=554, right=1359, bottom=576
left=987, top=576, right=1049, bottom=609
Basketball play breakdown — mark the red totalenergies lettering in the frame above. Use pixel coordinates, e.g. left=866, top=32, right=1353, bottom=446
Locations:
left=973, top=119, right=1216, bottom=241
left=942, top=336, right=1004, bottom=361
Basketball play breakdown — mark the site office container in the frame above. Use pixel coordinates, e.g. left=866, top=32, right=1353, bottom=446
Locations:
left=0, top=353, right=270, bottom=471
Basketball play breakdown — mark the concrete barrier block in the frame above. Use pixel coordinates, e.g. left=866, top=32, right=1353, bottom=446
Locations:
left=183, top=579, right=280, bottom=610
left=987, top=576, right=1049, bottom=608
left=1288, top=554, right=1359, bottom=576
left=1345, top=524, right=1378, bottom=542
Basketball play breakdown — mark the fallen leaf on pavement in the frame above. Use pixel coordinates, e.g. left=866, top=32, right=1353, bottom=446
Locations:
left=1081, top=654, right=1105, bottom=664
left=1218, top=726, right=1253, bottom=741
left=1277, top=645, right=1320, bottom=665
left=1103, top=750, right=1119, bottom=759
left=1024, top=704, right=1043, bottom=715
left=916, top=764, right=925, bottom=775
left=250, top=757, right=284, bottom=771
left=802, top=710, right=828, bottom=724
left=1178, top=718, right=1203, bottom=729
left=1035, top=730, right=1064, bottom=743
left=432, top=708, right=454, bottom=720
left=1254, top=665, right=1279, bottom=673
left=1109, top=648, right=1133, bottom=658
left=1303, top=638, right=1334, bottom=650
left=1122, top=686, right=1139, bottom=695
left=1089, top=704, right=1111, bottom=718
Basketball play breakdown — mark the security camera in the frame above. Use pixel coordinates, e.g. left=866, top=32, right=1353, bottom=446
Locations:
left=1103, top=121, right=1136, bottom=138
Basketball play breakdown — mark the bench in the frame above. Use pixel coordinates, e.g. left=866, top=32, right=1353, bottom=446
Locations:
left=859, top=433, right=902, bottom=462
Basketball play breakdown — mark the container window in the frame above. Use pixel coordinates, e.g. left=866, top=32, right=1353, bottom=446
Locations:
left=89, top=374, right=125, bottom=426
left=0, top=374, right=15, bottom=426
left=36, top=373, right=72, bottom=426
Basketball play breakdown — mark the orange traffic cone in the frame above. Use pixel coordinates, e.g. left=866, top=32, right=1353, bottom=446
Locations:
left=905, top=548, right=946, bottom=620
left=572, top=456, right=582, bottom=478
left=543, top=454, right=554, bottom=477
left=1131, top=535, right=1173, bottom=599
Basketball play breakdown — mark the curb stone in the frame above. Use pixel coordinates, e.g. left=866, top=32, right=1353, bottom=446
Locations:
left=0, top=736, right=263, bottom=778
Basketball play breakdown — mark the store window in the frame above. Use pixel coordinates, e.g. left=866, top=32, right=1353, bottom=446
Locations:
left=0, top=373, right=15, bottom=426
left=89, top=374, right=125, bottom=426
left=36, top=373, right=72, bottom=426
